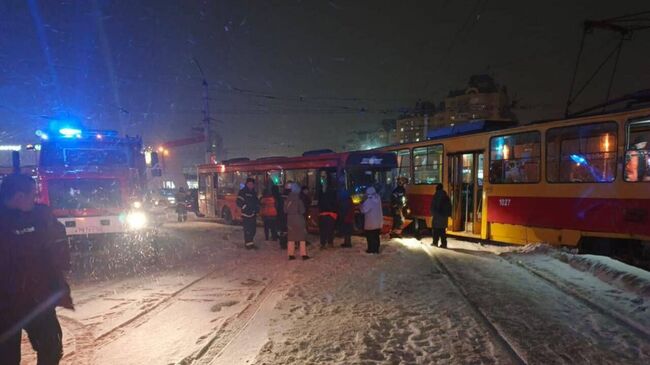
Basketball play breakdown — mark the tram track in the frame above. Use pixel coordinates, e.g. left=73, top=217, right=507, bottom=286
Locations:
left=422, top=245, right=528, bottom=365
left=60, top=254, right=290, bottom=364
left=183, top=262, right=292, bottom=365
left=58, top=264, right=225, bottom=364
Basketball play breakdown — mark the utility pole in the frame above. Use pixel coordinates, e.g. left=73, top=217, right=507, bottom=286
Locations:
left=192, top=57, right=214, bottom=163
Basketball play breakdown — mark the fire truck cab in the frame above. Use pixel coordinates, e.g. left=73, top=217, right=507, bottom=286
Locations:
left=35, top=127, right=150, bottom=236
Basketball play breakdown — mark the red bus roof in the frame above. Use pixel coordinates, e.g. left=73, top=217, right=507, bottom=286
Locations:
left=198, top=151, right=397, bottom=173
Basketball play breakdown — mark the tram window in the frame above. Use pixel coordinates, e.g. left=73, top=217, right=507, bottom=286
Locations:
left=625, top=119, right=650, bottom=182
left=546, top=122, right=617, bottom=183
left=394, top=149, right=412, bottom=181
left=413, top=145, right=443, bottom=184
left=489, top=131, right=540, bottom=184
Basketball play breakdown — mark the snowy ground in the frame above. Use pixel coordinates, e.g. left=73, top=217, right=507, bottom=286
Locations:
left=19, top=220, right=650, bottom=365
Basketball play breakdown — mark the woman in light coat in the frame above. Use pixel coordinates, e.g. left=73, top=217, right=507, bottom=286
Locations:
left=285, top=183, right=310, bottom=260
left=360, top=186, right=383, bottom=254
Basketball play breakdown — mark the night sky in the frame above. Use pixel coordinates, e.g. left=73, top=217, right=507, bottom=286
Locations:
left=1, top=0, right=649, bottom=158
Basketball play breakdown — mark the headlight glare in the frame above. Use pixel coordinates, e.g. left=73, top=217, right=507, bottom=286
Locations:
left=126, top=211, right=148, bottom=230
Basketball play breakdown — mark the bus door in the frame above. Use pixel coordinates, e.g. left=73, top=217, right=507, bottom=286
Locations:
left=198, top=172, right=217, bottom=217
left=448, top=152, right=483, bottom=235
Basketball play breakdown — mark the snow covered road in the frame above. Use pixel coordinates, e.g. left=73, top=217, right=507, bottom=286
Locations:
left=19, top=221, right=650, bottom=364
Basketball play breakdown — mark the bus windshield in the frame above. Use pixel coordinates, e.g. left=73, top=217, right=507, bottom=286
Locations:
left=346, top=167, right=393, bottom=201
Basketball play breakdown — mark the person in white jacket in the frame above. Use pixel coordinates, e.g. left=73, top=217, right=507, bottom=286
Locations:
left=360, top=186, right=383, bottom=254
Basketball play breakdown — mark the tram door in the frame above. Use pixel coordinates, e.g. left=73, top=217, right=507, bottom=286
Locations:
left=448, top=152, right=483, bottom=235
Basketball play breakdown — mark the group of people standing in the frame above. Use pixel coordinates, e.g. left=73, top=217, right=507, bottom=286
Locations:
left=236, top=178, right=386, bottom=258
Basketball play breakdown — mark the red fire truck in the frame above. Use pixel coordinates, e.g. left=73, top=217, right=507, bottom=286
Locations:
left=33, top=127, right=150, bottom=236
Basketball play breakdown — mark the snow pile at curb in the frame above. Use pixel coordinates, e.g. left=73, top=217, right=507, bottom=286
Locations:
left=555, top=253, right=650, bottom=299
left=505, top=243, right=650, bottom=299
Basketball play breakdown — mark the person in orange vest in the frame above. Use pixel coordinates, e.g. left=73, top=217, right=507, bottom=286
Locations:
left=260, top=187, right=278, bottom=241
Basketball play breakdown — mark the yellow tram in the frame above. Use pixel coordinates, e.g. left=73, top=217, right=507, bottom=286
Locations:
left=382, top=107, right=650, bottom=257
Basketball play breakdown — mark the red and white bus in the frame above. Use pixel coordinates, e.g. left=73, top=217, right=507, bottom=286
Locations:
left=34, top=127, right=150, bottom=236
left=197, top=150, right=398, bottom=234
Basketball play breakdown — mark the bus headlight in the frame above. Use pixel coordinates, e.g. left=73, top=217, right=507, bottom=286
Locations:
left=126, top=211, right=148, bottom=230
left=351, top=194, right=364, bottom=205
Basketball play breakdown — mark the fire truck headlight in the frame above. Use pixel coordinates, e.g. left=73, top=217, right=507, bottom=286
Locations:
left=126, top=211, right=148, bottom=230
left=132, top=201, right=142, bottom=209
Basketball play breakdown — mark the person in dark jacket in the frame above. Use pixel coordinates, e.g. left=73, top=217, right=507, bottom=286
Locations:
left=0, top=174, right=72, bottom=365
left=277, top=184, right=289, bottom=249
left=390, top=177, right=407, bottom=238
left=430, top=183, right=452, bottom=248
left=237, top=178, right=260, bottom=249
left=175, top=187, right=188, bottom=222
left=317, top=187, right=338, bottom=249
left=299, top=186, right=311, bottom=220
left=299, top=186, right=313, bottom=246
left=337, top=190, right=354, bottom=247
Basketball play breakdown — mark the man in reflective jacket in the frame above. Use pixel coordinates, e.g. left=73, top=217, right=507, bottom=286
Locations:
left=0, top=174, right=72, bottom=365
left=237, top=178, right=260, bottom=249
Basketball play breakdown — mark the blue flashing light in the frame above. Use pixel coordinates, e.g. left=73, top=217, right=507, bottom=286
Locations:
left=35, top=130, right=49, bottom=140
left=59, top=127, right=82, bottom=137
left=570, top=154, right=587, bottom=165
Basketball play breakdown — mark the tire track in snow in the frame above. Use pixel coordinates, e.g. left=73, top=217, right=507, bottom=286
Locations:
left=424, top=246, right=527, bottom=365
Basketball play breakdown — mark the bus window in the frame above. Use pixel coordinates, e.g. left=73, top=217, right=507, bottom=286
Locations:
left=489, top=131, right=540, bottom=184
left=413, top=145, right=443, bottom=185
left=318, top=169, right=337, bottom=193
left=625, top=119, right=650, bottom=182
left=547, top=122, right=617, bottom=183
left=394, top=149, right=411, bottom=181
left=217, top=172, right=234, bottom=195
left=233, top=171, right=248, bottom=191
left=285, top=169, right=308, bottom=188
left=306, top=169, right=317, bottom=199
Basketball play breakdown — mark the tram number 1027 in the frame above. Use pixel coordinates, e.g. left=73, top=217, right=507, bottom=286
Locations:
left=498, top=198, right=512, bottom=207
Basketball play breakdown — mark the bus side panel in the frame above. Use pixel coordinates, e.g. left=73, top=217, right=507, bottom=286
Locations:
left=216, top=194, right=241, bottom=221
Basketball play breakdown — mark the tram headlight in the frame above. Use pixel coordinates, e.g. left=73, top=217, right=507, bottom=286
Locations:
left=126, top=211, right=148, bottom=230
